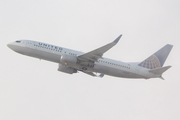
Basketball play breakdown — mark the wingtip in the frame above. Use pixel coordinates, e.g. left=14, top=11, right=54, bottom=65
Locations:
left=160, top=76, right=165, bottom=80
left=99, top=73, right=104, bottom=78
left=113, top=34, right=122, bottom=43
left=167, top=44, right=173, bottom=47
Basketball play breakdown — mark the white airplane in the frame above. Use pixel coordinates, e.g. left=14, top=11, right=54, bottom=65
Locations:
left=7, top=35, right=173, bottom=80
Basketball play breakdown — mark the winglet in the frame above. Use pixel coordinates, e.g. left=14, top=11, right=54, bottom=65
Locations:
left=99, top=73, right=104, bottom=78
left=113, top=34, right=122, bottom=44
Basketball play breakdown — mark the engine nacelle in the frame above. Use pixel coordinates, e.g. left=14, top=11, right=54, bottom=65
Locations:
left=58, top=64, right=77, bottom=74
left=60, top=54, right=77, bottom=65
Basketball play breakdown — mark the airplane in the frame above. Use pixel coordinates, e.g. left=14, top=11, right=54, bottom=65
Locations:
left=7, top=35, right=173, bottom=80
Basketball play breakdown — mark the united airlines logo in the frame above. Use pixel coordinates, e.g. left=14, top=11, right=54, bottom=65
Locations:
left=138, top=55, right=161, bottom=69
left=39, top=43, right=63, bottom=50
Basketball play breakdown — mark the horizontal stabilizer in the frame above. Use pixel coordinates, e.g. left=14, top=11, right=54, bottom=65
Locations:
left=149, top=66, right=171, bottom=74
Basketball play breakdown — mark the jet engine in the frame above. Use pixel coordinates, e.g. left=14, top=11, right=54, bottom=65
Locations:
left=58, top=64, right=77, bottom=74
left=60, top=54, right=77, bottom=65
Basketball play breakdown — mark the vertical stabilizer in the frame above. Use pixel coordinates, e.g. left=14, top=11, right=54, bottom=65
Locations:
left=138, top=44, right=173, bottom=69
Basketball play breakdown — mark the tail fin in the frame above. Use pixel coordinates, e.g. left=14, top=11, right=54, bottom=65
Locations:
left=138, top=44, right=173, bottom=69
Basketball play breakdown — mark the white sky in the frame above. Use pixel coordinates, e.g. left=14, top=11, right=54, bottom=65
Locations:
left=1, top=0, right=180, bottom=120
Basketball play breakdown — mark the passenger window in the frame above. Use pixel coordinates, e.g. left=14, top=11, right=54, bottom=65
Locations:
left=16, top=41, right=21, bottom=43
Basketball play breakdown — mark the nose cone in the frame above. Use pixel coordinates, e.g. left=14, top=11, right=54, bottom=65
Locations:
left=7, top=41, right=26, bottom=55
left=7, top=43, right=12, bottom=49
left=7, top=42, right=18, bottom=52
left=7, top=42, right=14, bottom=50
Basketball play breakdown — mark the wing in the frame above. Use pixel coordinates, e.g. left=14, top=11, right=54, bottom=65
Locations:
left=77, top=35, right=122, bottom=62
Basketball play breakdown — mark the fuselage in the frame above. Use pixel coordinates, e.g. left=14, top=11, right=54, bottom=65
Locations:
left=7, top=40, right=159, bottom=79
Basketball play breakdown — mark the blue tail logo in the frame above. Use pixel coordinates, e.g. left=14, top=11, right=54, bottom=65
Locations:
left=138, top=44, right=173, bottom=69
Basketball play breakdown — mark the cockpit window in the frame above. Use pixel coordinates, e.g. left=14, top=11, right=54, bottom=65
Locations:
left=16, top=41, right=21, bottom=43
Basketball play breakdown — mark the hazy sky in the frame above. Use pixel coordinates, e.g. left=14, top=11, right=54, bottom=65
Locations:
left=1, top=0, right=180, bottom=120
